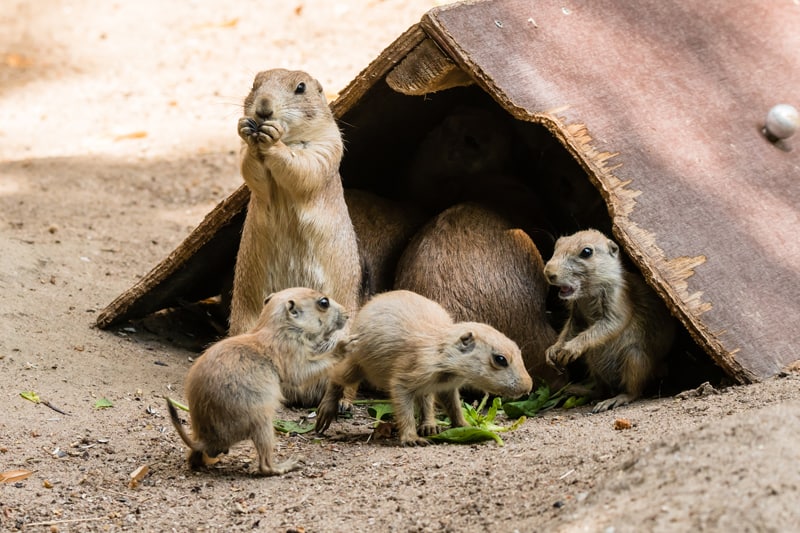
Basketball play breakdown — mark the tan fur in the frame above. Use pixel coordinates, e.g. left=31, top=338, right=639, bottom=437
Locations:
left=167, top=287, right=348, bottom=475
left=344, top=189, right=426, bottom=299
left=229, top=69, right=360, bottom=339
left=543, top=229, right=675, bottom=412
left=315, top=290, right=532, bottom=446
left=394, top=203, right=562, bottom=388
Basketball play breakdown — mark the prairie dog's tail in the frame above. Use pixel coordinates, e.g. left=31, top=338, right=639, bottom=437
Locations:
left=166, top=398, right=201, bottom=452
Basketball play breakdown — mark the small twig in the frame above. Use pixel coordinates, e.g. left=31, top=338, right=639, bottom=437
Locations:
left=41, top=399, right=71, bottom=416
left=25, top=516, right=104, bottom=527
left=98, top=487, right=130, bottom=499
left=559, top=469, right=575, bottom=480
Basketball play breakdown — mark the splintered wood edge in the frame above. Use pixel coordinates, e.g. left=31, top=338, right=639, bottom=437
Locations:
left=421, top=8, right=755, bottom=384
left=385, top=37, right=474, bottom=95
left=94, top=184, right=250, bottom=329
left=538, top=116, right=754, bottom=384
left=331, top=24, right=428, bottom=117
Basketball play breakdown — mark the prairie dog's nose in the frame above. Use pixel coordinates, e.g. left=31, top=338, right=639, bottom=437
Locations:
left=544, top=265, right=558, bottom=284
left=255, top=98, right=273, bottom=121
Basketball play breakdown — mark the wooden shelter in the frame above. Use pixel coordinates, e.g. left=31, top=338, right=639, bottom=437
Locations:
left=97, top=0, right=800, bottom=384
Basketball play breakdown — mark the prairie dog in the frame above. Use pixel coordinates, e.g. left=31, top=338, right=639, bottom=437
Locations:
left=344, top=189, right=426, bottom=299
left=167, top=287, right=348, bottom=475
left=315, top=290, right=532, bottom=446
left=543, top=229, right=675, bottom=412
left=229, top=68, right=360, bottom=337
left=394, top=203, right=563, bottom=388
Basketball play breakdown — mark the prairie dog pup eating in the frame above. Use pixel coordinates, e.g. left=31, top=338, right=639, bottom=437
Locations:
left=543, top=229, right=675, bottom=412
left=167, top=287, right=348, bottom=476
left=229, top=69, right=360, bottom=339
left=315, top=290, right=532, bottom=446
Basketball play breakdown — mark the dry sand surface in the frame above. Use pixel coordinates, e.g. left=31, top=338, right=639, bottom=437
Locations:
left=2, top=1, right=799, bottom=531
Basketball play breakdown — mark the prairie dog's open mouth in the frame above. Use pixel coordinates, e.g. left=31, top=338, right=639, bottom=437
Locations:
left=558, top=285, right=577, bottom=299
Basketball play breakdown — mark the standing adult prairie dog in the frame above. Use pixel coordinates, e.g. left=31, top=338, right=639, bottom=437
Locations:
left=229, top=68, right=360, bottom=338
left=394, top=203, right=562, bottom=388
left=315, top=290, right=532, bottom=446
left=167, top=287, right=348, bottom=475
left=543, top=229, right=675, bottom=412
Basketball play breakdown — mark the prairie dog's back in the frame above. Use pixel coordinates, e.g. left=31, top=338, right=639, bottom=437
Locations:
left=347, top=290, right=453, bottom=389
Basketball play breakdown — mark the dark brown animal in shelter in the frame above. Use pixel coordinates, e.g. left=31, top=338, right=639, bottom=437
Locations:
left=394, top=202, right=563, bottom=387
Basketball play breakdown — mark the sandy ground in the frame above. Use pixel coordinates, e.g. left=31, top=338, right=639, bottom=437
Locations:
left=2, top=1, right=800, bottom=531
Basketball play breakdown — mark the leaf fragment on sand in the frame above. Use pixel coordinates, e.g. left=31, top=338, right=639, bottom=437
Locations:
left=0, top=469, right=33, bottom=483
left=273, top=419, right=315, bottom=434
left=113, top=131, right=148, bottom=141
left=4, top=53, right=34, bottom=68
left=128, top=465, right=149, bottom=488
left=428, top=427, right=504, bottom=446
left=94, top=398, right=113, bottom=409
left=20, top=391, right=41, bottom=404
left=614, top=418, right=632, bottom=430
left=166, top=397, right=189, bottom=412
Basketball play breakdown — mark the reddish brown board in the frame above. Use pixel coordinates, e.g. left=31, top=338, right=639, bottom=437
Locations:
left=422, top=0, right=800, bottom=382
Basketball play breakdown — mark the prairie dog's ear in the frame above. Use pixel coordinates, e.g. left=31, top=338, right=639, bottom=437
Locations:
left=607, top=239, right=619, bottom=257
left=264, top=293, right=275, bottom=306
left=286, top=299, right=298, bottom=317
left=458, top=331, right=475, bottom=353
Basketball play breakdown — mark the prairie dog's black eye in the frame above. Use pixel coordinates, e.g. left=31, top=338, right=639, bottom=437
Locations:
left=295, top=82, right=306, bottom=94
left=579, top=247, right=593, bottom=258
left=493, top=354, right=509, bottom=367
left=317, top=297, right=330, bottom=310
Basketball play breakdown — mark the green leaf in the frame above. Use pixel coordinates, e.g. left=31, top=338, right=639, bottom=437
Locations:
left=428, top=426, right=504, bottom=446
left=563, top=395, right=589, bottom=409
left=426, top=395, right=525, bottom=446
left=273, top=419, right=315, bottom=434
left=485, top=396, right=501, bottom=424
left=367, top=403, right=394, bottom=423
left=461, top=400, right=481, bottom=426
left=351, top=399, right=392, bottom=406
left=502, top=384, right=590, bottom=417
left=20, top=391, right=41, bottom=404
left=502, top=385, right=555, bottom=418
left=166, top=397, right=189, bottom=412
left=94, top=398, right=113, bottom=409
left=494, top=415, right=526, bottom=433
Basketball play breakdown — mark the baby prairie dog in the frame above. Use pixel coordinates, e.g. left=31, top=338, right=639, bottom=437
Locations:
left=229, top=68, right=360, bottom=337
left=167, top=287, right=348, bottom=476
left=315, top=290, right=532, bottom=446
left=543, top=229, right=675, bottom=412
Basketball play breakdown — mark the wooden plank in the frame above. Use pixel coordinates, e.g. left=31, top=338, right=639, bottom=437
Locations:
left=386, top=38, right=474, bottom=95
left=422, top=0, right=800, bottom=382
left=95, top=185, right=248, bottom=329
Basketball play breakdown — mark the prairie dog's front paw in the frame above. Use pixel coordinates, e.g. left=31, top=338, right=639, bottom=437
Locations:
left=238, top=117, right=259, bottom=145
left=556, top=343, right=582, bottom=367
left=545, top=344, right=563, bottom=369
left=238, top=118, right=283, bottom=151
left=546, top=343, right=581, bottom=369
left=256, top=120, right=283, bottom=148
